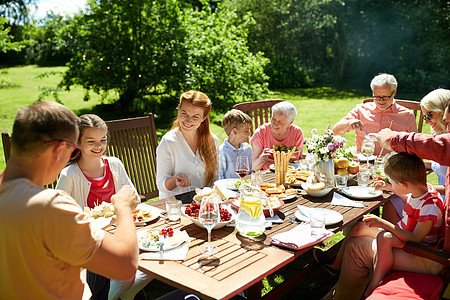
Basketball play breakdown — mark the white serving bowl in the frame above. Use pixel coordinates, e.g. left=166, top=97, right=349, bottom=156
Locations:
left=181, top=205, right=234, bottom=230
left=301, top=182, right=333, bottom=197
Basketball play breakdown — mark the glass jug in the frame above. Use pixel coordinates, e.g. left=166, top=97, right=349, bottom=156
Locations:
left=236, top=183, right=267, bottom=238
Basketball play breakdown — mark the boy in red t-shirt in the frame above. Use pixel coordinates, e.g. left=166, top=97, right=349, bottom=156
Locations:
left=313, top=153, right=444, bottom=297
left=362, top=152, right=444, bottom=296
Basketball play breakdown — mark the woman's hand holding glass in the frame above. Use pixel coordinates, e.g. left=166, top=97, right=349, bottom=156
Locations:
left=174, top=174, right=191, bottom=187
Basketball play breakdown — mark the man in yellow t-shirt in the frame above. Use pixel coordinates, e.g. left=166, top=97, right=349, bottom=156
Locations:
left=0, top=101, right=140, bottom=299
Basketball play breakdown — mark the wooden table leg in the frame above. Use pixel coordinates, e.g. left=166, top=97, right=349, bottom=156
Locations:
left=247, top=281, right=262, bottom=299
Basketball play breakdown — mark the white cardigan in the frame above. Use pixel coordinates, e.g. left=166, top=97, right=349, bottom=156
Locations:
left=56, top=156, right=137, bottom=208
left=156, top=128, right=219, bottom=199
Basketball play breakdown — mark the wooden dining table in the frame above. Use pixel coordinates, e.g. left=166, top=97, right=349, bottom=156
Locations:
left=114, top=172, right=392, bottom=300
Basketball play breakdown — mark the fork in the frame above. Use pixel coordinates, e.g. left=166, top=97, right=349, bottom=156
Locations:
left=287, top=216, right=301, bottom=224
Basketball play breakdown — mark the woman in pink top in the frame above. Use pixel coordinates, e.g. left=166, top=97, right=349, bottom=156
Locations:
left=250, top=101, right=303, bottom=171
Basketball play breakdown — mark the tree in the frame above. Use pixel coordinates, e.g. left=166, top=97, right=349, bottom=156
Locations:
left=59, top=0, right=187, bottom=109
left=0, top=0, right=34, bottom=24
left=23, top=12, right=71, bottom=65
left=58, top=0, right=269, bottom=111
left=227, top=0, right=338, bottom=89
left=0, top=17, right=27, bottom=52
left=180, top=5, right=269, bottom=110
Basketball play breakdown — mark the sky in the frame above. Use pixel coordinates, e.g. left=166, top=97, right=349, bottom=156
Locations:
left=31, top=0, right=87, bottom=19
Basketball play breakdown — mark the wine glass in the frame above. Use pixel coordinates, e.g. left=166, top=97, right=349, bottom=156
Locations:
left=198, top=194, right=220, bottom=255
left=235, top=156, right=250, bottom=185
left=361, top=137, right=375, bottom=168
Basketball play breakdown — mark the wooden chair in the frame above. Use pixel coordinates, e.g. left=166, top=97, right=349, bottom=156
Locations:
left=367, top=225, right=450, bottom=299
left=2, top=132, right=11, bottom=164
left=363, top=98, right=424, bottom=133
left=105, top=113, right=159, bottom=200
left=233, top=99, right=283, bottom=135
left=2, top=132, right=58, bottom=188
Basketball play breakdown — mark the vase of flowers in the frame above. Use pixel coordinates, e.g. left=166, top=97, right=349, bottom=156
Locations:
left=305, top=128, right=356, bottom=180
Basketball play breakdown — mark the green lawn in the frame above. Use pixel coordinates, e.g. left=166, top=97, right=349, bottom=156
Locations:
left=0, top=65, right=439, bottom=299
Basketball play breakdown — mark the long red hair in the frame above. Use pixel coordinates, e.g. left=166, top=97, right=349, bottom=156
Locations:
left=171, top=90, right=218, bottom=186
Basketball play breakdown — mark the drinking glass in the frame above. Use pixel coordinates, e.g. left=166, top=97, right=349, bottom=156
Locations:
left=335, top=174, right=348, bottom=189
left=235, top=156, right=250, bottom=185
left=361, top=137, right=375, bottom=168
left=309, top=209, right=326, bottom=238
left=165, top=199, right=182, bottom=223
left=357, top=169, right=371, bottom=187
left=198, top=194, right=220, bottom=255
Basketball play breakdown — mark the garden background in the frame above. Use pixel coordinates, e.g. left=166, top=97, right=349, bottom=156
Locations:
left=0, top=0, right=448, bottom=298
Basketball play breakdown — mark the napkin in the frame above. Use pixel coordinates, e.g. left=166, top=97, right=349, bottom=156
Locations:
left=296, top=205, right=312, bottom=221
left=271, top=223, right=334, bottom=250
left=140, top=231, right=190, bottom=261
left=331, top=192, right=365, bottom=208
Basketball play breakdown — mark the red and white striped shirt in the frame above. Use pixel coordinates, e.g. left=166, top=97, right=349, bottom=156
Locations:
left=398, top=183, right=444, bottom=244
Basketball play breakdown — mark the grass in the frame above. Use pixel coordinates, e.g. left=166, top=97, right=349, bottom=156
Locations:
left=0, top=66, right=439, bottom=299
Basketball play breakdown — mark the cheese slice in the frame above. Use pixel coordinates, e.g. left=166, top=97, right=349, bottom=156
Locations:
left=214, top=184, right=227, bottom=200
left=166, top=230, right=190, bottom=247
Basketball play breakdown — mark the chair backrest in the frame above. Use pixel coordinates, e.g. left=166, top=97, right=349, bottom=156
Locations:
left=233, top=99, right=283, bottom=135
left=2, top=132, right=11, bottom=163
left=363, top=98, right=424, bottom=133
left=1, top=132, right=57, bottom=188
left=105, top=113, right=159, bottom=200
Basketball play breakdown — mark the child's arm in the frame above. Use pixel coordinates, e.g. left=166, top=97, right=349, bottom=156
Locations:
left=363, top=214, right=433, bottom=243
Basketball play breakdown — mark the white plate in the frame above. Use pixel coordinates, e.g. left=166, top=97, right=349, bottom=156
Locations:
left=356, top=154, right=377, bottom=162
left=137, top=228, right=185, bottom=251
left=342, top=186, right=382, bottom=199
left=279, top=194, right=297, bottom=201
left=133, top=203, right=161, bottom=224
left=214, top=178, right=241, bottom=191
left=294, top=208, right=343, bottom=225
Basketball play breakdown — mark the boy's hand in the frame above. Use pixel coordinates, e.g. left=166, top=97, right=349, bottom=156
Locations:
left=362, top=214, right=386, bottom=228
left=111, top=185, right=139, bottom=212
left=373, top=180, right=393, bottom=192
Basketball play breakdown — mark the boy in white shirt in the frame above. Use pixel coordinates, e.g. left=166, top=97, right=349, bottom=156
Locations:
left=219, top=109, right=253, bottom=179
